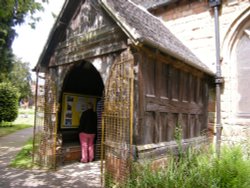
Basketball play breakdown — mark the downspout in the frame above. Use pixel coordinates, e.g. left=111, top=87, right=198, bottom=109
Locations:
left=209, top=0, right=224, bottom=156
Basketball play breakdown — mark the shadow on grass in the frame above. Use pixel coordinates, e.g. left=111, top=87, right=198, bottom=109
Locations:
left=10, top=138, right=36, bottom=169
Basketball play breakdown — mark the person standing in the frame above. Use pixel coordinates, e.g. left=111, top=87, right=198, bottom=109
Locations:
left=78, top=102, right=97, bottom=163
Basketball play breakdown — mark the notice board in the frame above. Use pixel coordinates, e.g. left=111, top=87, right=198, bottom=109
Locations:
left=61, top=93, right=97, bottom=129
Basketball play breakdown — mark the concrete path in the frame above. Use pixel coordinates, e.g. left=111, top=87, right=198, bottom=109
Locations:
left=0, top=127, right=102, bottom=188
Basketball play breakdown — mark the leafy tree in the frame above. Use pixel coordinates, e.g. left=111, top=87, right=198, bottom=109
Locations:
left=9, top=57, right=32, bottom=100
left=0, top=0, right=48, bottom=82
left=0, top=48, right=13, bottom=82
left=0, top=82, right=20, bottom=122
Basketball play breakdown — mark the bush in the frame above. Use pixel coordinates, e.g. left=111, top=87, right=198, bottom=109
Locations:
left=212, top=146, right=250, bottom=188
left=0, top=82, right=20, bottom=122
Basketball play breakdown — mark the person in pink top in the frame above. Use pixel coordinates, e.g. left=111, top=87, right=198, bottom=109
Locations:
left=78, top=102, right=97, bottom=163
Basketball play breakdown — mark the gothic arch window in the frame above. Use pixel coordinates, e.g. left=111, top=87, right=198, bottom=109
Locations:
left=235, top=26, right=250, bottom=117
left=222, top=7, right=250, bottom=119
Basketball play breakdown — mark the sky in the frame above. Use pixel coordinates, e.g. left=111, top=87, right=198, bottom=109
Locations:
left=12, top=0, right=65, bottom=71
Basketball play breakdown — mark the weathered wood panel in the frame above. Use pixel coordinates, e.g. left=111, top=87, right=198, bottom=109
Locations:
left=170, top=67, right=180, bottom=101
left=168, top=113, right=178, bottom=141
left=181, top=114, right=189, bottom=139
left=142, top=112, right=155, bottom=144
left=55, top=27, right=128, bottom=66
left=189, top=114, right=196, bottom=138
left=159, top=63, right=169, bottom=98
left=182, top=71, right=189, bottom=102
left=136, top=50, right=209, bottom=147
left=159, top=112, right=167, bottom=142
left=144, top=58, right=156, bottom=96
left=146, top=98, right=204, bottom=114
left=67, top=0, right=116, bottom=40
left=136, top=136, right=208, bottom=159
left=53, top=0, right=128, bottom=66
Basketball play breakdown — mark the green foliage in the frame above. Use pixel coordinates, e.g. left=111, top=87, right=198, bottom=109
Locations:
left=0, top=123, right=31, bottom=137
left=105, top=172, right=117, bottom=188
left=0, top=48, right=14, bottom=82
left=125, top=144, right=250, bottom=188
left=212, top=146, right=250, bottom=188
left=10, top=138, right=33, bottom=168
left=10, top=138, right=38, bottom=169
left=0, top=82, right=20, bottom=122
left=0, top=107, right=34, bottom=137
left=125, top=161, right=168, bottom=188
left=9, top=57, right=32, bottom=99
left=0, top=0, right=48, bottom=81
left=0, top=0, right=45, bottom=44
left=174, top=121, right=183, bottom=158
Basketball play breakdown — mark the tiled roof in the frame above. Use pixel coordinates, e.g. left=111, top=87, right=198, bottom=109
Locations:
left=36, top=0, right=213, bottom=75
left=131, top=0, right=178, bottom=10
left=100, top=0, right=213, bottom=75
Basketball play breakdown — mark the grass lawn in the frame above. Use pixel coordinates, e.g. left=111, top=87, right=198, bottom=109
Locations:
left=0, top=107, right=34, bottom=137
left=124, top=144, right=250, bottom=188
left=1, top=107, right=39, bottom=169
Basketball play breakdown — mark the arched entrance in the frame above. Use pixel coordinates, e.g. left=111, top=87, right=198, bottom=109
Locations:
left=62, top=61, right=104, bottom=97
left=59, top=61, right=104, bottom=163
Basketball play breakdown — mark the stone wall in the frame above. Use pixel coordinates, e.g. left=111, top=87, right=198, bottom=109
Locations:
left=151, top=0, right=250, bottom=143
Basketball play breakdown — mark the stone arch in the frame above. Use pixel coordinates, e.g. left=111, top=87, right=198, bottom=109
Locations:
left=220, top=7, right=250, bottom=142
left=222, top=7, right=250, bottom=59
left=221, top=7, right=250, bottom=117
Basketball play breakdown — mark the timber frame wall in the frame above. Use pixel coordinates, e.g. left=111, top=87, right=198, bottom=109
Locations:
left=134, top=48, right=211, bottom=160
left=150, top=0, right=250, bottom=144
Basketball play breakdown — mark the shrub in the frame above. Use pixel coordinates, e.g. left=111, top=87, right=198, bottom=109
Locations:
left=125, top=144, right=250, bottom=188
left=0, top=82, right=20, bottom=123
left=212, top=145, right=250, bottom=188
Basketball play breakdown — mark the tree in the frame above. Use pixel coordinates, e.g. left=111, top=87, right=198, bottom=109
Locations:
left=0, top=82, right=20, bottom=122
left=9, top=57, right=32, bottom=100
left=0, top=48, right=13, bottom=82
left=0, top=0, right=48, bottom=82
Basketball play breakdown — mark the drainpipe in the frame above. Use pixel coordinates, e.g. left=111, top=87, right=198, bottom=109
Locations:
left=209, top=0, right=223, bottom=156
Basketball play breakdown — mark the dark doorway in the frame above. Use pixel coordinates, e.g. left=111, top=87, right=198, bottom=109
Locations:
left=59, top=61, right=104, bottom=163
left=63, top=61, right=104, bottom=96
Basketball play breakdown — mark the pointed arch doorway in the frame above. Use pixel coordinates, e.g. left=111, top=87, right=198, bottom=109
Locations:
left=59, top=61, right=104, bottom=162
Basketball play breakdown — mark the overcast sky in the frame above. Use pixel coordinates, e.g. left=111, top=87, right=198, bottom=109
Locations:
left=12, top=1, right=65, bottom=70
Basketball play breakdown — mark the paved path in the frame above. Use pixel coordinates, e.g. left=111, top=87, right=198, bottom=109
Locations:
left=0, top=127, right=102, bottom=188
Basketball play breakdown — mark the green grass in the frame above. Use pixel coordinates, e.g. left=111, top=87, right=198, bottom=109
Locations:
left=125, top=144, right=250, bottom=188
left=9, top=138, right=39, bottom=169
left=0, top=107, right=34, bottom=137
left=4, top=107, right=40, bottom=169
